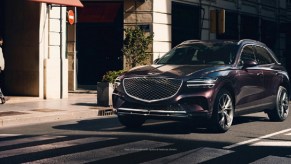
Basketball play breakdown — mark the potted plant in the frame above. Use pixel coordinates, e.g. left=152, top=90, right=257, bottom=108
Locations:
left=97, top=70, right=125, bottom=107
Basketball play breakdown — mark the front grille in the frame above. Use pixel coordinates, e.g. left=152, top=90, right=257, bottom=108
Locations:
left=123, top=77, right=182, bottom=102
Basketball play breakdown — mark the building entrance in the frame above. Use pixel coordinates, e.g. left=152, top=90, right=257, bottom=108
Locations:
left=77, top=2, right=123, bottom=87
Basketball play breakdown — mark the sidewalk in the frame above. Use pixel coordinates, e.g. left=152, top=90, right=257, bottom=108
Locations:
left=0, top=92, right=113, bottom=128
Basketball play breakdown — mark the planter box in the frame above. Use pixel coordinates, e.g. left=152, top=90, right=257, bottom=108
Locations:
left=97, top=82, right=113, bottom=107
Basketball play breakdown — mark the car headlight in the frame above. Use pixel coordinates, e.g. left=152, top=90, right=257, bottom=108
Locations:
left=187, top=78, right=217, bottom=88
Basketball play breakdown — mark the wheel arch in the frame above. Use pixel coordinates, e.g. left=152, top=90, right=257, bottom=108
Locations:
left=218, top=82, right=236, bottom=109
left=280, top=76, right=290, bottom=100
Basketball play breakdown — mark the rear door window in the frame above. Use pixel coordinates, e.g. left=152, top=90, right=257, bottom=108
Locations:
left=254, top=46, right=275, bottom=65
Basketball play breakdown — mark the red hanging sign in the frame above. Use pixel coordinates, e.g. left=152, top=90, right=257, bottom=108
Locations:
left=67, top=10, right=75, bottom=25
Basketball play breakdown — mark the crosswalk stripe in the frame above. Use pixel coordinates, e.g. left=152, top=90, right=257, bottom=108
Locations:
left=250, top=141, right=291, bottom=147
left=0, top=137, right=114, bottom=158
left=0, top=135, right=65, bottom=147
left=250, top=155, right=291, bottom=164
left=285, top=133, right=291, bottom=135
left=142, top=147, right=234, bottom=164
left=0, top=134, right=22, bottom=138
left=28, top=140, right=171, bottom=163
left=223, top=128, right=291, bottom=149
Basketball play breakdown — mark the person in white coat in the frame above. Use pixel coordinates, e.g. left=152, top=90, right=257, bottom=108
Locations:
left=0, top=36, right=5, bottom=104
left=0, top=37, right=4, bottom=71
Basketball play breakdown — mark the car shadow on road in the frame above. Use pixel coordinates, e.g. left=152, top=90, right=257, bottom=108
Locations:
left=233, top=115, right=269, bottom=125
left=53, top=114, right=269, bottom=134
left=72, top=102, right=98, bottom=107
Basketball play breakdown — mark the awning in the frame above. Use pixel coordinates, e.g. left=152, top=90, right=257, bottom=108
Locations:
left=29, top=0, right=84, bottom=7
left=78, top=3, right=121, bottom=23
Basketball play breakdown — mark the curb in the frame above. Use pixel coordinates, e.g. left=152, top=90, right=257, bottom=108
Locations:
left=0, top=93, right=114, bottom=128
left=0, top=109, right=101, bottom=128
left=0, top=107, right=115, bottom=128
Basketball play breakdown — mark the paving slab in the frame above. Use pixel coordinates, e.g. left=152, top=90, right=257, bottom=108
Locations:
left=0, top=92, right=113, bottom=128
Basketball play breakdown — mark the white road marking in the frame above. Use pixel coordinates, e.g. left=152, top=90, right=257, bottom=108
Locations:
left=250, top=155, right=291, bottom=164
left=142, top=147, right=234, bottom=164
left=250, top=141, right=291, bottom=147
left=0, top=134, right=22, bottom=138
left=0, top=137, right=114, bottom=158
left=28, top=140, right=171, bottom=164
left=0, top=135, right=65, bottom=147
left=223, top=128, right=291, bottom=149
left=285, top=133, right=291, bottom=135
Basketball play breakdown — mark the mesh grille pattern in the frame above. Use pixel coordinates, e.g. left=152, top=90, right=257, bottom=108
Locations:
left=123, top=78, right=182, bottom=102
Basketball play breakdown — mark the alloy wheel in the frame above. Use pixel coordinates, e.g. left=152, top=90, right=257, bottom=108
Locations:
left=278, top=89, right=289, bottom=118
left=218, top=94, right=234, bottom=129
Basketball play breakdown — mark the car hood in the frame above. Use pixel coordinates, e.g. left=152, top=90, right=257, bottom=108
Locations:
left=123, top=64, right=231, bottom=79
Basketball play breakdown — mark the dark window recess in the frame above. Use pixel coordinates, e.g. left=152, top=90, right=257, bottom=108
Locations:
left=261, top=20, right=276, bottom=50
left=241, top=15, right=259, bottom=40
left=172, top=2, right=201, bottom=48
left=76, top=2, right=123, bottom=85
left=217, top=11, right=239, bottom=40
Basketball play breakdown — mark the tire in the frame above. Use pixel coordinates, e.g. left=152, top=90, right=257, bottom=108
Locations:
left=118, top=115, right=145, bottom=128
left=267, top=86, right=289, bottom=121
left=208, top=89, right=234, bottom=133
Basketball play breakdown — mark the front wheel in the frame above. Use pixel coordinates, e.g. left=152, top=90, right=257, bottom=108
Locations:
left=118, top=115, right=145, bottom=128
left=209, top=89, right=234, bottom=133
left=267, top=86, right=289, bottom=121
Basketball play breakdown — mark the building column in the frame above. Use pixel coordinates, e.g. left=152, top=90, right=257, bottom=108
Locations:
left=44, top=5, right=68, bottom=99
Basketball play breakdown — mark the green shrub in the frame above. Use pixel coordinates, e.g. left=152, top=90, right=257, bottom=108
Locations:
left=102, top=70, right=125, bottom=83
left=122, top=27, right=154, bottom=68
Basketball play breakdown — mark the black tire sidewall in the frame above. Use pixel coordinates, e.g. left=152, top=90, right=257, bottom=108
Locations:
left=209, top=89, right=234, bottom=133
left=273, top=86, right=288, bottom=121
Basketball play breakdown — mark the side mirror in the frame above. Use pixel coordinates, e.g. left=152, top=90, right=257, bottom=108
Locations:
left=242, top=59, right=258, bottom=68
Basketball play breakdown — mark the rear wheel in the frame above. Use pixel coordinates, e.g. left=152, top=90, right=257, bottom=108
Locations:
left=267, top=86, right=289, bottom=121
left=209, top=89, right=234, bottom=133
left=118, top=115, right=145, bottom=128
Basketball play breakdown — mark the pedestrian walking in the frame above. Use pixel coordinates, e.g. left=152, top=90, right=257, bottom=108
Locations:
left=0, top=36, right=5, bottom=104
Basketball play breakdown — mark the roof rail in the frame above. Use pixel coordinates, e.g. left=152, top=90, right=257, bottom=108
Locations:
left=180, top=40, right=201, bottom=44
left=238, top=39, right=265, bottom=46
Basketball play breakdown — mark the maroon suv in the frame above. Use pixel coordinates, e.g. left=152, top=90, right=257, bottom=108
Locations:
left=112, top=39, right=290, bottom=132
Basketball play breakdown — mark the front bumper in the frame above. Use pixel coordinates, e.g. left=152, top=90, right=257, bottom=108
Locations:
left=113, top=92, right=212, bottom=120
left=115, top=107, right=189, bottom=118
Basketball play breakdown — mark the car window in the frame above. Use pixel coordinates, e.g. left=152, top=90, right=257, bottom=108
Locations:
left=157, top=43, right=238, bottom=65
left=240, top=45, right=256, bottom=65
left=157, top=46, right=200, bottom=65
left=254, top=46, right=275, bottom=65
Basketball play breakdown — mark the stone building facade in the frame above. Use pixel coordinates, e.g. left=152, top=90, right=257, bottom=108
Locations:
left=0, top=0, right=290, bottom=99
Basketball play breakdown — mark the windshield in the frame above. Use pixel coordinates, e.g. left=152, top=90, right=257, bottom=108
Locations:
left=156, top=42, right=239, bottom=65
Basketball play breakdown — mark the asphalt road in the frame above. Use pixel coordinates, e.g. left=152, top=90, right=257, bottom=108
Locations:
left=0, top=112, right=291, bottom=163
